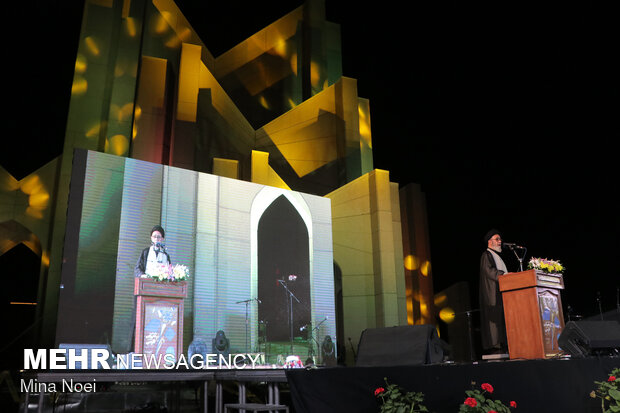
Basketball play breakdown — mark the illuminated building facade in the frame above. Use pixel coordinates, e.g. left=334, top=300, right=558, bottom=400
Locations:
left=0, top=0, right=437, bottom=365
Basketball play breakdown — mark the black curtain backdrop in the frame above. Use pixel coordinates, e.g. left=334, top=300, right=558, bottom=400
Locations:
left=286, top=357, right=619, bottom=413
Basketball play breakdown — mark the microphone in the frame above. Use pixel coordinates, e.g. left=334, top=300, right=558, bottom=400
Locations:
left=503, top=242, right=525, bottom=249
left=300, top=324, right=308, bottom=331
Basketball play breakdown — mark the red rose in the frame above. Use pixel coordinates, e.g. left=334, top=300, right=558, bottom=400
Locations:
left=510, top=400, right=517, bottom=408
left=481, top=383, right=494, bottom=393
left=609, top=376, right=617, bottom=382
left=489, top=411, right=497, bottom=413
left=374, top=387, right=385, bottom=396
left=464, top=397, right=477, bottom=407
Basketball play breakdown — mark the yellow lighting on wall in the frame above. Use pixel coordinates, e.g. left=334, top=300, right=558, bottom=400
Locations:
left=75, top=54, right=87, bottom=74
left=20, top=175, right=42, bottom=195
left=434, top=293, right=447, bottom=306
left=106, top=134, right=129, bottom=156
left=41, top=250, right=50, bottom=267
left=125, top=17, right=137, bottom=37
left=25, top=206, right=44, bottom=219
left=154, top=13, right=171, bottom=34
left=358, top=104, right=372, bottom=147
left=439, top=307, right=456, bottom=324
left=72, top=77, right=88, bottom=95
left=86, top=123, right=103, bottom=140
left=134, top=105, right=142, bottom=120
left=165, top=35, right=181, bottom=49
left=259, top=95, right=270, bottom=110
left=177, top=27, right=191, bottom=42
left=310, top=61, right=321, bottom=87
left=111, top=103, right=134, bottom=122
left=84, top=36, right=100, bottom=56
left=289, top=53, right=298, bottom=75
left=20, top=175, right=49, bottom=218
left=404, top=254, right=418, bottom=270
left=29, top=192, right=49, bottom=208
left=420, top=301, right=429, bottom=317
left=420, top=260, right=431, bottom=277
left=273, top=37, right=287, bottom=57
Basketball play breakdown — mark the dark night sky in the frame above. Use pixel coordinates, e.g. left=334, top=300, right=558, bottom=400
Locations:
left=4, top=1, right=618, bottom=320
left=175, top=1, right=620, bottom=318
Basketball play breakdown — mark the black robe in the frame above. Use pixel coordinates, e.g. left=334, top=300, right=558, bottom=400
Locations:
left=479, top=249, right=508, bottom=351
left=134, top=247, right=171, bottom=277
left=128, top=247, right=172, bottom=351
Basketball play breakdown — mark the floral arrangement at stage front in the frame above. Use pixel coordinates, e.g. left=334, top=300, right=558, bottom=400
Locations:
left=374, top=377, right=428, bottom=413
left=590, top=367, right=620, bottom=413
left=527, top=257, right=564, bottom=274
left=144, top=263, right=190, bottom=282
left=459, top=382, right=517, bottom=413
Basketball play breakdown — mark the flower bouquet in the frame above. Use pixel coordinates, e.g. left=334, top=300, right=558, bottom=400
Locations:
left=527, top=257, right=564, bottom=274
left=460, top=382, right=517, bottom=413
left=144, top=263, right=190, bottom=282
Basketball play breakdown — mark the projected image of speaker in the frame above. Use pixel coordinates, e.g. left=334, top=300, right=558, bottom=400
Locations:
left=558, top=320, right=620, bottom=357
left=356, top=325, right=443, bottom=367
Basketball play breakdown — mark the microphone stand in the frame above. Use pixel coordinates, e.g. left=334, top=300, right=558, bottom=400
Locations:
left=451, top=309, right=480, bottom=362
left=507, top=245, right=527, bottom=272
left=596, top=292, right=604, bottom=321
left=278, top=280, right=300, bottom=353
left=236, top=298, right=260, bottom=352
left=307, top=317, right=328, bottom=363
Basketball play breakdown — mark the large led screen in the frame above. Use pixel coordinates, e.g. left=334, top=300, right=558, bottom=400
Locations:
left=55, top=150, right=336, bottom=365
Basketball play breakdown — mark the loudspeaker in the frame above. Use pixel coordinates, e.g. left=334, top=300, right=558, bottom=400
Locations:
left=356, top=325, right=443, bottom=367
left=558, top=320, right=620, bottom=357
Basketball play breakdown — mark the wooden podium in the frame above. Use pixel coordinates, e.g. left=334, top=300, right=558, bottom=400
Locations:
left=134, top=278, right=188, bottom=362
left=499, top=269, right=565, bottom=360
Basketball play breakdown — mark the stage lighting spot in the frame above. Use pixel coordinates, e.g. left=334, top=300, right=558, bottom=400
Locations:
left=178, top=27, right=191, bottom=42
left=85, top=36, right=100, bottom=56
left=125, top=17, right=137, bottom=37
left=75, top=54, right=87, bottom=74
left=259, top=95, right=270, bottom=110
left=25, top=206, right=44, bottom=219
left=107, top=134, right=129, bottom=156
left=310, top=61, right=321, bottom=87
left=72, top=77, right=88, bottom=95
left=404, top=254, right=418, bottom=270
left=29, top=191, right=49, bottom=208
left=154, top=13, right=171, bottom=35
left=272, top=37, right=287, bottom=57
left=86, top=123, right=102, bottom=140
left=420, top=260, right=431, bottom=276
left=420, top=302, right=429, bottom=317
left=41, top=251, right=50, bottom=267
left=289, top=53, right=298, bottom=75
left=439, top=307, right=455, bottom=324
left=434, top=293, right=447, bottom=306
left=19, top=175, right=42, bottom=195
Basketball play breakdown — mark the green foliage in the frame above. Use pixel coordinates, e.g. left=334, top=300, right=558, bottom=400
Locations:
left=592, top=368, right=620, bottom=413
left=374, top=377, right=429, bottom=413
left=458, top=382, right=516, bottom=413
